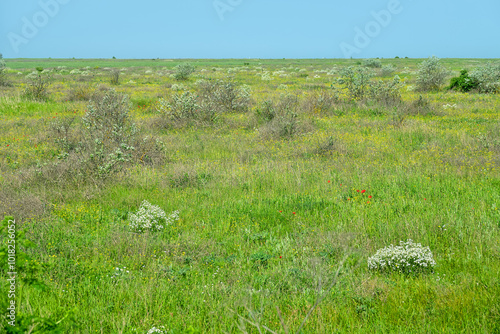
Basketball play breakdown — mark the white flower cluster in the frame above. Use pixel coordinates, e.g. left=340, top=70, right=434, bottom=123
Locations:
left=146, top=325, right=167, bottom=334
left=128, top=200, right=179, bottom=233
left=368, top=239, right=436, bottom=274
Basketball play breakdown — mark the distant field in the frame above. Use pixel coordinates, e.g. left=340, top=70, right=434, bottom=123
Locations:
left=0, top=58, right=499, bottom=333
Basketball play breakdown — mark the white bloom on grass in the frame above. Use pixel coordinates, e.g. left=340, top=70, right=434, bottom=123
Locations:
left=368, top=239, right=436, bottom=274
left=128, top=200, right=179, bottom=233
left=147, top=325, right=167, bottom=334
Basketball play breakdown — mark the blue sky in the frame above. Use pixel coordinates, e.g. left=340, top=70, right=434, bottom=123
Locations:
left=1, top=0, right=499, bottom=59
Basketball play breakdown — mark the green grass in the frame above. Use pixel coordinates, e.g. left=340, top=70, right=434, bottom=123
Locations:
left=0, top=58, right=499, bottom=333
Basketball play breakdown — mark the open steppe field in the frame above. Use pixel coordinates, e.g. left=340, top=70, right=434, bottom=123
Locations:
left=1, top=58, right=500, bottom=333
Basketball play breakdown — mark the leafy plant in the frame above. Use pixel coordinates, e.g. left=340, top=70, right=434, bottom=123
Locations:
left=362, top=58, right=382, bottom=68
left=174, top=63, right=195, bottom=81
left=22, top=70, right=50, bottom=101
left=469, top=64, right=500, bottom=93
left=336, top=66, right=373, bottom=100
left=0, top=53, right=10, bottom=86
left=416, top=56, right=448, bottom=91
left=449, top=69, right=479, bottom=92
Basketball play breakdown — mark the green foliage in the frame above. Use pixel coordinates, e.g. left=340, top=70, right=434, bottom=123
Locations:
left=0, top=53, right=10, bottom=86
left=336, top=66, right=373, bottom=100
left=449, top=69, right=479, bottom=92
left=173, top=62, right=195, bottom=81
left=22, top=71, right=50, bottom=101
left=362, top=58, right=382, bottom=68
left=381, top=64, right=396, bottom=76
left=369, top=75, right=404, bottom=106
left=416, top=56, right=448, bottom=91
left=197, top=78, right=251, bottom=113
left=81, top=89, right=138, bottom=179
left=469, top=63, right=500, bottom=93
left=109, top=69, right=120, bottom=85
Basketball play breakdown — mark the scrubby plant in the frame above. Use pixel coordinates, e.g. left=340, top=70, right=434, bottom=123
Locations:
left=368, top=239, right=436, bottom=274
left=22, top=69, right=50, bottom=101
left=469, top=63, right=500, bottom=93
left=128, top=200, right=179, bottom=233
left=0, top=53, right=10, bottom=86
left=254, top=100, right=276, bottom=121
left=302, top=90, right=339, bottom=115
left=449, top=69, right=478, bottom=92
left=197, top=77, right=251, bottom=113
left=336, top=66, right=373, bottom=100
left=66, top=83, right=94, bottom=101
left=416, top=56, right=448, bottom=91
left=362, top=58, right=382, bottom=68
left=110, top=69, right=120, bottom=85
left=257, top=94, right=306, bottom=139
left=381, top=64, right=396, bottom=76
left=80, top=89, right=138, bottom=179
left=368, top=75, right=404, bottom=106
left=173, top=62, right=195, bottom=81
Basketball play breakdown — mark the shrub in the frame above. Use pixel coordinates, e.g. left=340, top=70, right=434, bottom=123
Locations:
left=362, top=59, right=382, bottom=68
left=197, top=78, right=251, bottom=113
left=381, top=64, right=396, bottom=76
left=368, top=75, right=404, bottom=106
left=110, top=69, right=120, bottom=85
left=302, top=90, right=339, bottom=115
left=66, top=83, right=93, bottom=101
left=449, top=69, right=479, bottom=92
left=469, top=64, right=500, bottom=93
left=22, top=70, right=50, bottom=101
left=128, top=200, right=179, bottom=233
left=368, top=239, right=436, bottom=274
left=157, top=91, right=218, bottom=126
left=254, top=100, right=276, bottom=121
left=416, top=56, right=448, bottom=91
left=173, top=63, right=195, bottom=81
left=0, top=53, right=10, bottom=86
left=336, top=66, right=373, bottom=100
left=80, top=89, right=138, bottom=179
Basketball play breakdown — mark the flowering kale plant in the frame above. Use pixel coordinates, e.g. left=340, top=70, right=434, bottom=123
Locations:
left=368, top=239, right=436, bottom=274
left=128, top=200, right=179, bottom=233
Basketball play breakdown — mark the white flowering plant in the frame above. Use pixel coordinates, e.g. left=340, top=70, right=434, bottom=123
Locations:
left=368, top=239, right=436, bottom=274
left=128, top=200, right=179, bottom=233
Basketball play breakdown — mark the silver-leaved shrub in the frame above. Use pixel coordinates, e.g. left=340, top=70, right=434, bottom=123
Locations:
left=128, top=200, right=179, bottom=233
left=368, top=239, right=436, bottom=274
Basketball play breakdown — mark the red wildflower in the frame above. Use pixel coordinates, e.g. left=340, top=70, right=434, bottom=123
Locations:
left=361, top=190, right=366, bottom=193
left=328, top=180, right=330, bottom=183
left=357, top=190, right=360, bottom=192
left=292, top=212, right=296, bottom=215
left=6, top=145, right=9, bottom=147
left=279, top=210, right=282, bottom=213
left=279, top=256, right=282, bottom=259
left=368, top=195, right=372, bottom=199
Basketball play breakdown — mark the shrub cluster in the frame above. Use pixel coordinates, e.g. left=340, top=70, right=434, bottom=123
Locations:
left=368, top=239, right=436, bottom=274
left=0, top=53, right=10, bottom=86
left=362, top=58, right=382, bottom=68
left=23, top=69, right=50, bottom=101
left=449, top=69, right=478, bottom=92
left=336, top=66, right=373, bottom=100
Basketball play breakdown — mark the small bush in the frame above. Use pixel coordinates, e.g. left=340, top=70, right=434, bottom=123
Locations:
left=302, top=90, right=339, bottom=115
left=22, top=70, right=50, bottom=101
left=368, top=239, right=436, bottom=274
left=66, top=83, right=93, bottom=101
left=254, top=100, right=276, bottom=122
left=197, top=78, right=251, bottom=113
left=336, top=66, right=373, bottom=100
left=381, top=64, right=396, bottom=76
left=362, top=59, right=382, bottom=68
left=174, top=63, right=195, bottom=81
left=416, top=56, right=448, bottom=91
left=368, top=75, right=404, bottom=106
left=0, top=53, right=11, bottom=87
left=128, top=200, right=179, bottom=233
left=449, top=69, right=478, bottom=92
left=469, top=64, right=500, bottom=93
left=80, top=89, right=138, bottom=179
left=110, top=69, right=120, bottom=85
left=157, top=91, right=218, bottom=127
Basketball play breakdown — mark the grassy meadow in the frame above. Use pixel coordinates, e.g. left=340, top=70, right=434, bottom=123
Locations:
left=0, top=58, right=500, bottom=333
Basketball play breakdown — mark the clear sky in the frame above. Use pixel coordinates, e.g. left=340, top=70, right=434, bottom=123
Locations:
left=1, top=0, right=499, bottom=59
